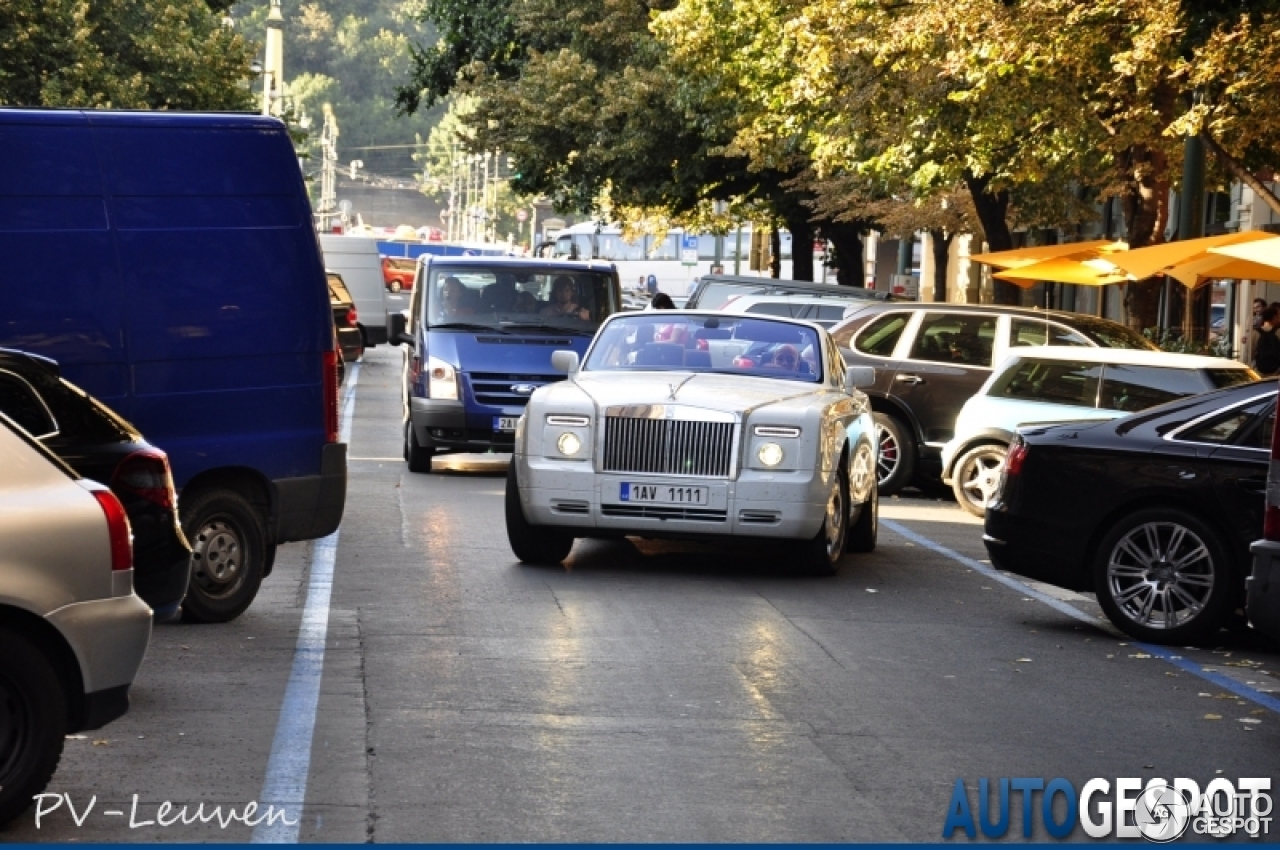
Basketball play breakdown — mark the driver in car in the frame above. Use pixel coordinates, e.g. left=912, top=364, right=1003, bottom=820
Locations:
left=541, top=275, right=590, bottom=320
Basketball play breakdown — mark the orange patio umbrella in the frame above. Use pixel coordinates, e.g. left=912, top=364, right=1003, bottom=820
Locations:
left=1103, top=230, right=1276, bottom=282
left=969, top=240, right=1121, bottom=271
left=1207, top=235, right=1280, bottom=271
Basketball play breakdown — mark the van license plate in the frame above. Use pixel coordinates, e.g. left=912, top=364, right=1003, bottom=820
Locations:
left=493, top=416, right=519, bottom=432
left=619, top=482, right=708, bottom=506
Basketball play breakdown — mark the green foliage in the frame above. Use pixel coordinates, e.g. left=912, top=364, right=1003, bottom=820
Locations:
left=0, top=0, right=256, bottom=109
left=1142, top=328, right=1233, bottom=358
left=230, top=0, right=444, bottom=181
left=394, top=0, right=520, bottom=114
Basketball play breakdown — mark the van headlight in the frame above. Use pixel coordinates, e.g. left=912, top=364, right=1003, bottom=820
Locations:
left=557, top=432, right=582, bottom=456
left=756, top=442, right=784, bottom=467
left=427, top=355, right=458, bottom=400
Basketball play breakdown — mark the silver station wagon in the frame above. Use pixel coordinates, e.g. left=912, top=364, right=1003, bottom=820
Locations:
left=505, top=312, right=880, bottom=574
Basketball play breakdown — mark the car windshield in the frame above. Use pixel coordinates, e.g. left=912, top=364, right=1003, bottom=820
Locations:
left=424, top=266, right=619, bottom=331
left=584, top=315, right=824, bottom=383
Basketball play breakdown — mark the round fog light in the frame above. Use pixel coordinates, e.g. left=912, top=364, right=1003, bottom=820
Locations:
left=757, top=442, right=784, bottom=467
left=557, top=432, right=582, bottom=456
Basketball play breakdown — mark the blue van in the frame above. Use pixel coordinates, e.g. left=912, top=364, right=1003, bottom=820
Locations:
left=0, top=109, right=346, bottom=622
left=389, top=257, right=620, bottom=470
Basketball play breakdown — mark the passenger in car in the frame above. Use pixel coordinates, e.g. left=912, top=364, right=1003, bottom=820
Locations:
left=514, top=291, right=540, bottom=313
left=440, top=276, right=475, bottom=319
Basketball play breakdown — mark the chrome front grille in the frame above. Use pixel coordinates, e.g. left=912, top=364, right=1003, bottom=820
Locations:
left=467, top=373, right=551, bottom=408
left=602, top=417, right=735, bottom=478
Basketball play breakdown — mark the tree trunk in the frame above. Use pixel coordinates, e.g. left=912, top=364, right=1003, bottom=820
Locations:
left=962, top=170, right=1018, bottom=305
left=823, top=220, right=866, bottom=287
left=1118, top=144, right=1171, bottom=332
left=929, top=229, right=954, bottom=303
left=784, top=212, right=814, bottom=281
left=770, top=228, right=782, bottom=279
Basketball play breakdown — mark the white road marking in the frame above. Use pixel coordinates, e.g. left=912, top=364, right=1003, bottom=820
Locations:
left=252, top=363, right=360, bottom=843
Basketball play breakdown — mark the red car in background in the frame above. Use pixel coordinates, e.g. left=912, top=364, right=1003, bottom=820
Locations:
left=382, top=257, right=416, bottom=292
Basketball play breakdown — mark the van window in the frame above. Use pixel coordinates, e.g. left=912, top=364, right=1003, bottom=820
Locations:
left=910, top=313, right=997, bottom=367
left=426, top=266, right=619, bottom=330
left=1098, top=365, right=1209, bottom=412
left=990, top=359, right=1102, bottom=408
left=848, top=312, right=909, bottom=356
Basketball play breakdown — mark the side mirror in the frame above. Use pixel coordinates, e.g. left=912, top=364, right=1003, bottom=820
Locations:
left=388, top=311, right=413, bottom=348
left=844, top=366, right=875, bottom=391
left=551, top=350, right=580, bottom=374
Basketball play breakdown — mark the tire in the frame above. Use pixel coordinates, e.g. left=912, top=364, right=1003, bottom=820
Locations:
left=950, top=443, right=1007, bottom=518
left=0, top=629, right=68, bottom=826
left=389, top=280, right=402, bottom=293
left=405, top=422, right=434, bottom=474
left=847, top=447, right=878, bottom=554
left=180, top=489, right=267, bottom=623
left=872, top=412, right=915, bottom=496
left=505, top=463, right=574, bottom=565
left=1092, top=507, right=1236, bottom=645
left=799, top=464, right=849, bottom=575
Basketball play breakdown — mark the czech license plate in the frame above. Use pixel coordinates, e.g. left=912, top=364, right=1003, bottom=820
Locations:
left=493, top=416, right=519, bottom=432
left=619, top=482, right=708, bottom=506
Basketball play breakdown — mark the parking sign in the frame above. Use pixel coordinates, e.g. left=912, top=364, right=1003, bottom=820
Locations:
left=681, top=234, right=699, bottom=266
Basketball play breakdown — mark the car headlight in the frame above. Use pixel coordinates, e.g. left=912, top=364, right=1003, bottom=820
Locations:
left=427, top=355, right=458, bottom=400
left=557, top=432, right=582, bottom=456
left=757, top=442, right=784, bottom=467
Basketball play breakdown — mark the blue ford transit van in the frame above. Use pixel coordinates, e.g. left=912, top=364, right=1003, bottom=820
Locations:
left=0, top=109, right=346, bottom=622
left=389, top=257, right=620, bottom=471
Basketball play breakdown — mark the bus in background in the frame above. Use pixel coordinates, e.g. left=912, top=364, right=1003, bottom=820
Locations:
left=548, top=222, right=799, bottom=295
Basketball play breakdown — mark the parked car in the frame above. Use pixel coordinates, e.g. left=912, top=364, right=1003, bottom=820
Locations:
left=942, top=347, right=1256, bottom=516
left=2, top=108, right=347, bottom=623
left=715, top=293, right=859, bottom=328
left=382, top=256, right=417, bottom=293
left=984, top=380, right=1277, bottom=644
left=686, top=274, right=894, bottom=312
left=505, top=312, right=879, bottom=574
left=828, top=303, right=1158, bottom=494
left=389, top=257, right=623, bottom=472
left=328, top=273, right=365, bottom=366
left=0, top=349, right=193, bottom=621
left=0, top=412, right=152, bottom=824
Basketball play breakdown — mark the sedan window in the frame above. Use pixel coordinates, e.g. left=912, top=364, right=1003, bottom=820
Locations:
left=1176, top=398, right=1275, bottom=448
left=990, top=359, right=1101, bottom=407
left=1098, top=365, right=1210, bottom=412
left=909, top=313, right=997, bottom=367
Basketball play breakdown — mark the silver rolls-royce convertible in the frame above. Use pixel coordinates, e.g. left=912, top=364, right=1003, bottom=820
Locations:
left=505, top=311, right=879, bottom=574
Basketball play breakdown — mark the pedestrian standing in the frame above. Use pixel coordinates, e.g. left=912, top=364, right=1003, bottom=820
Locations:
left=1256, top=305, right=1280, bottom=376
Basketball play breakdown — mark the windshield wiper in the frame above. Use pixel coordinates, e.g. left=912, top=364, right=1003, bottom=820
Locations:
left=430, top=322, right=509, bottom=334
left=499, top=321, right=594, bottom=336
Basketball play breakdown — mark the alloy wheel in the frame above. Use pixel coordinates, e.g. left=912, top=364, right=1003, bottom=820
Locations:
left=957, top=448, right=1004, bottom=512
left=1106, top=522, right=1216, bottom=630
left=875, top=424, right=899, bottom=484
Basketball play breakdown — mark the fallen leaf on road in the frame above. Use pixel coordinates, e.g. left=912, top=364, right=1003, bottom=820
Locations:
left=1130, top=653, right=1153, bottom=659
left=1015, top=658, right=1033, bottom=663
left=92, top=739, right=110, bottom=746
left=865, top=589, right=878, bottom=593
left=1239, top=718, right=1262, bottom=724
left=1198, top=693, right=1212, bottom=697
left=1204, top=714, right=1222, bottom=721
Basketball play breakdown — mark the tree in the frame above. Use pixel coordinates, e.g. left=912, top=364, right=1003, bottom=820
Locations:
left=1, top=0, right=256, bottom=110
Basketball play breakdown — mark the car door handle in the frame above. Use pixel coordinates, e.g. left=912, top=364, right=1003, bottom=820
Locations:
left=1235, top=477, right=1267, bottom=495
left=896, top=374, right=924, bottom=385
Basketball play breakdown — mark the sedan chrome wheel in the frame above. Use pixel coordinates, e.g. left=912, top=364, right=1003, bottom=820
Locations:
left=823, top=473, right=847, bottom=561
left=1105, top=522, right=1215, bottom=632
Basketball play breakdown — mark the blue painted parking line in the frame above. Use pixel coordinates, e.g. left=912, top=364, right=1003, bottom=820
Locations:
left=881, top=518, right=1280, bottom=716
left=253, top=363, right=361, bottom=843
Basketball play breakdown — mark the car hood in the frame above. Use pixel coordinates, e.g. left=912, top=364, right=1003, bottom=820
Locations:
left=439, top=331, right=594, bottom=375
left=565, top=371, right=820, bottom=415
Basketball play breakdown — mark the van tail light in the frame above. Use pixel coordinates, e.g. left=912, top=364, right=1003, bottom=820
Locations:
left=1264, top=505, right=1280, bottom=542
left=82, top=482, right=132, bottom=571
left=1004, top=439, right=1029, bottom=477
left=111, top=448, right=176, bottom=510
left=323, top=349, right=340, bottom=443
left=346, top=307, right=358, bottom=327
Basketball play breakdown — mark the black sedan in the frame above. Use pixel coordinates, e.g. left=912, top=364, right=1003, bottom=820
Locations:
left=984, top=380, right=1276, bottom=645
left=0, top=350, right=192, bottom=621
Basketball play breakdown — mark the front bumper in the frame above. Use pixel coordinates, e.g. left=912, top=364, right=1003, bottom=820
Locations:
left=1247, top=538, right=1280, bottom=642
left=46, top=592, right=153, bottom=696
left=410, top=397, right=519, bottom=452
left=516, top=456, right=828, bottom=541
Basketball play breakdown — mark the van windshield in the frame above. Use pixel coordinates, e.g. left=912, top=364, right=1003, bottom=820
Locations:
left=425, top=267, right=618, bottom=333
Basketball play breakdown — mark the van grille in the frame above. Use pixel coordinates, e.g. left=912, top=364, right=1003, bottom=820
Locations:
left=468, top=373, right=553, bottom=408
left=602, top=417, right=735, bottom=478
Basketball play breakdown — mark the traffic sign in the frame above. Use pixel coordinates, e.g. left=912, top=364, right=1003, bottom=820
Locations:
left=516, top=209, right=528, bottom=222
left=681, top=234, right=699, bottom=266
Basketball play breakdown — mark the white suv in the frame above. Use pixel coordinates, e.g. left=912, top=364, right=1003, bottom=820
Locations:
left=941, top=347, right=1257, bottom=517
left=717, top=294, right=858, bottom=328
left=0, top=413, right=152, bottom=824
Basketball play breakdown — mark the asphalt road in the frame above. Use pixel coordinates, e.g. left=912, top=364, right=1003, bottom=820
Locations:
left=6, top=345, right=1278, bottom=843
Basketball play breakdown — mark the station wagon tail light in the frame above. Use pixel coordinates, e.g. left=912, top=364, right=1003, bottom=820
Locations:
left=82, top=481, right=132, bottom=571
left=111, top=448, right=176, bottom=510
left=753, top=425, right=801, bottom=438
left=323, top=349, right=340, bottom=443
